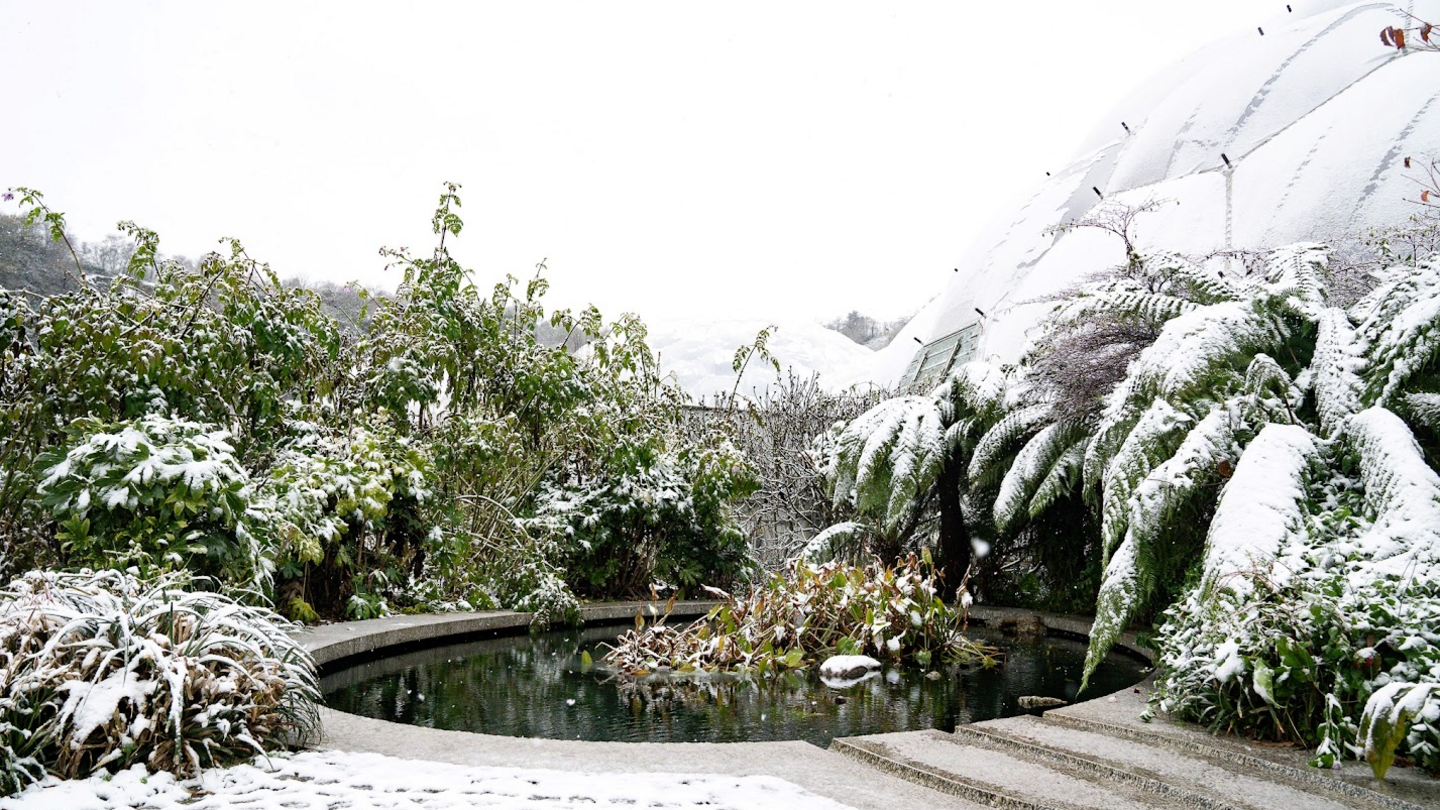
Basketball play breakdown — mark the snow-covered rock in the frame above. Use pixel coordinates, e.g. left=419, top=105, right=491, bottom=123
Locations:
left=818, top=654, right=882, bottom=680
left=856, top=0, right=1440, bottom=386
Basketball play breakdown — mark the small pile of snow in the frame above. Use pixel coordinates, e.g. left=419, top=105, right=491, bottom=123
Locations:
left=818, top=655, right=882, bottom=679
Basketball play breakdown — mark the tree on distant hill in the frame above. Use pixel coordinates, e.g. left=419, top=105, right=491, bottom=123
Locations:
left=0, top=213, right=91, bottom=297
left=824, top=309, right=911, bottom=350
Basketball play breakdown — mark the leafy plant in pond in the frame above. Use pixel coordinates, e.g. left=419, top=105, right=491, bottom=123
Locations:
left=0, top=569, right=318, bottom=796
left=602, top=553, right=997, bottom=676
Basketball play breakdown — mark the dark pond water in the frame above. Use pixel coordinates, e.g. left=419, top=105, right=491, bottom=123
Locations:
left=322, top=624, right=1149, bottom=747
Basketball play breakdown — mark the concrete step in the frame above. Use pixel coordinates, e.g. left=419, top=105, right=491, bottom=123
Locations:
left=955, top=715, right=1356, bottom=810
left=830, top=729, right=1197, bottom=810
left=1042, top=699, right=1440, bottom=810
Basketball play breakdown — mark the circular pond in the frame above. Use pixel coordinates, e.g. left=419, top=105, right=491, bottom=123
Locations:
left=322, top=624, right=1147, bottom=747
left=326, top=619, right=1146, bottom=749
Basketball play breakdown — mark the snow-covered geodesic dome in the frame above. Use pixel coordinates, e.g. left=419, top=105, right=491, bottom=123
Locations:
left=866, top=0, right=1440, bottom=389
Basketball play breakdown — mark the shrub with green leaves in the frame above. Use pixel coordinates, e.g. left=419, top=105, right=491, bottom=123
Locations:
left=260, top=420, right=438, bottom=620
left=527, top=439, right=758, bottom=599
left=34, top=415, right=266, bottom=591
left=0, top=569, right=318, bottom=796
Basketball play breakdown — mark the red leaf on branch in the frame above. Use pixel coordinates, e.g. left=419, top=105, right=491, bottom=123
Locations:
left=1424, top=23, right=1433, bottom=43
left=1382, top=27, right=1394, bottom=47
left=1396, top=27, right=1407, bottom=49
left=1424, top=190, right=1432, bottom=204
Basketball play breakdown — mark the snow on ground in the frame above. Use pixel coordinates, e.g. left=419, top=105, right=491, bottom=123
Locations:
left=0, top=750, right=855, bottom=810
left=647, top=317, right=876, bottom=402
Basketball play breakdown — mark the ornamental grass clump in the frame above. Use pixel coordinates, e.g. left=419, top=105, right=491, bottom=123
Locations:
left=0, top=569, right=318, bottom=796
left=603, top=553, right=996, bottom=676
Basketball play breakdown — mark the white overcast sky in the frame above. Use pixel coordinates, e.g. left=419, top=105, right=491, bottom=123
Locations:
left=5, top=1, right=1276, bottom=324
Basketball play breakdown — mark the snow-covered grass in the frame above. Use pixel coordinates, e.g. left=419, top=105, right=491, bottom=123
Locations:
left=0, top=749, right=856, bottom=810
left=0, top=570, right=317, bottom=795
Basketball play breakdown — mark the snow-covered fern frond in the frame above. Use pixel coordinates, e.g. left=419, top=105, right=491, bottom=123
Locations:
left=1342, top=407, right=1440, bottom=587
left=993, top=418, right=1092, bottom=535
left=1158, top=253, right=1240, bottom=305
left=1028, top=442, right=1086, bottom=522
left=828, top=397, right=927, bottom=509
left=1199, top=424, right=1319, bottom=599
left=1083, top=380, right=1140, bottom=496
left=1242, top=353, right=1299, bottom=424
left=932, top=360, right=1005, bottom=415
left=852, top=401, right=925, bottom=516
left=967, top=403, right=1052, bottom=490
left=1312, top=307, right=1365, bottom=437
left=1099, top=399, right=1192, bottom=564
left=1128, top=300, right=1288, bottom=401
left=1084, top=422, right=1317, bottom=688
left=1260, top=243, right=1329, bottom=317
left=883, top=407, right=946, bottom=535
left=799, top=521, right=870, bottom=564
left=1400, top=393, right=1440, bottom=432
left=1355, top=259, right=1440, bottom=407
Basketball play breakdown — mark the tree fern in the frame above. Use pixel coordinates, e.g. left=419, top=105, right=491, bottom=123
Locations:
left=1084, top=422, right=1316, bottom=687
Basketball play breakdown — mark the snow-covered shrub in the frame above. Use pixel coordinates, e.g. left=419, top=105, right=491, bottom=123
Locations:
left=1149, top=409, right=1440, bottom=775
left=0, top=569, right=318, bottom=795
left=603, top=552, right=995, bottom=675
left=259, top=421, right=437, bottom=621
left=34, top=415, right=267, bottom=591
left=690, top=372, right=887, bottom=570
left=525, top=441, right=758, bottom=599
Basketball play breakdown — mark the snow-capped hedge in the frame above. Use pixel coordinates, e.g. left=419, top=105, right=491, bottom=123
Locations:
left=0, top=570, right=318, bottom=796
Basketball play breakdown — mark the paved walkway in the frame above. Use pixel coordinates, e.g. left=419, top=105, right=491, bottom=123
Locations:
left=298, top=606, right=1440, bottom=810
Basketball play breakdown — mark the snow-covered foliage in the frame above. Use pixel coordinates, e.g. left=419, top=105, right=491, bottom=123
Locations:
left=523, top=442, right=757, bottom=600
left=815, top=361, right=1010, bottom=580
left=2, top=186, right=772, bottom=627
left=0, top=570, right=317, bottom=796
left=819, top=228, right=1440, bottom=773
left=34, top=416, right=267, bottom=591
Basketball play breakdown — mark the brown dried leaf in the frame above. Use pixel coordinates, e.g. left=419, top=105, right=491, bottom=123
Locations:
left=1406, top=156, right=1414, bottom=169
left=1396, top=27, right=1407, bottom=49
left=1424, top=190, right=1432, bottom=204
left=1217, top=459, right=1234, bottom=478
left=1424, top=23, right=1434, bottom=43
left=1383, top=27, right=1394, bottom=47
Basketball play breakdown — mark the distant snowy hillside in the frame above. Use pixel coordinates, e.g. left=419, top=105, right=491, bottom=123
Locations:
left=854, top=0, right=1440, bottom=387
left=648, top=318, right=875, bottom=402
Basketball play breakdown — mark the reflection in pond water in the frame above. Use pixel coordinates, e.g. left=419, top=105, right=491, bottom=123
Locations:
left=322, top=624, right=1148, bottom=747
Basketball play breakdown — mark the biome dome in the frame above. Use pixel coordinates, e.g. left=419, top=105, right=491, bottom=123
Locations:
left=858, top=0, right=1440, bottom=386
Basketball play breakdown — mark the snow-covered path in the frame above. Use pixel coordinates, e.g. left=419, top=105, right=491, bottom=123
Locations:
left=0, top=750, right=856, bottom=810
